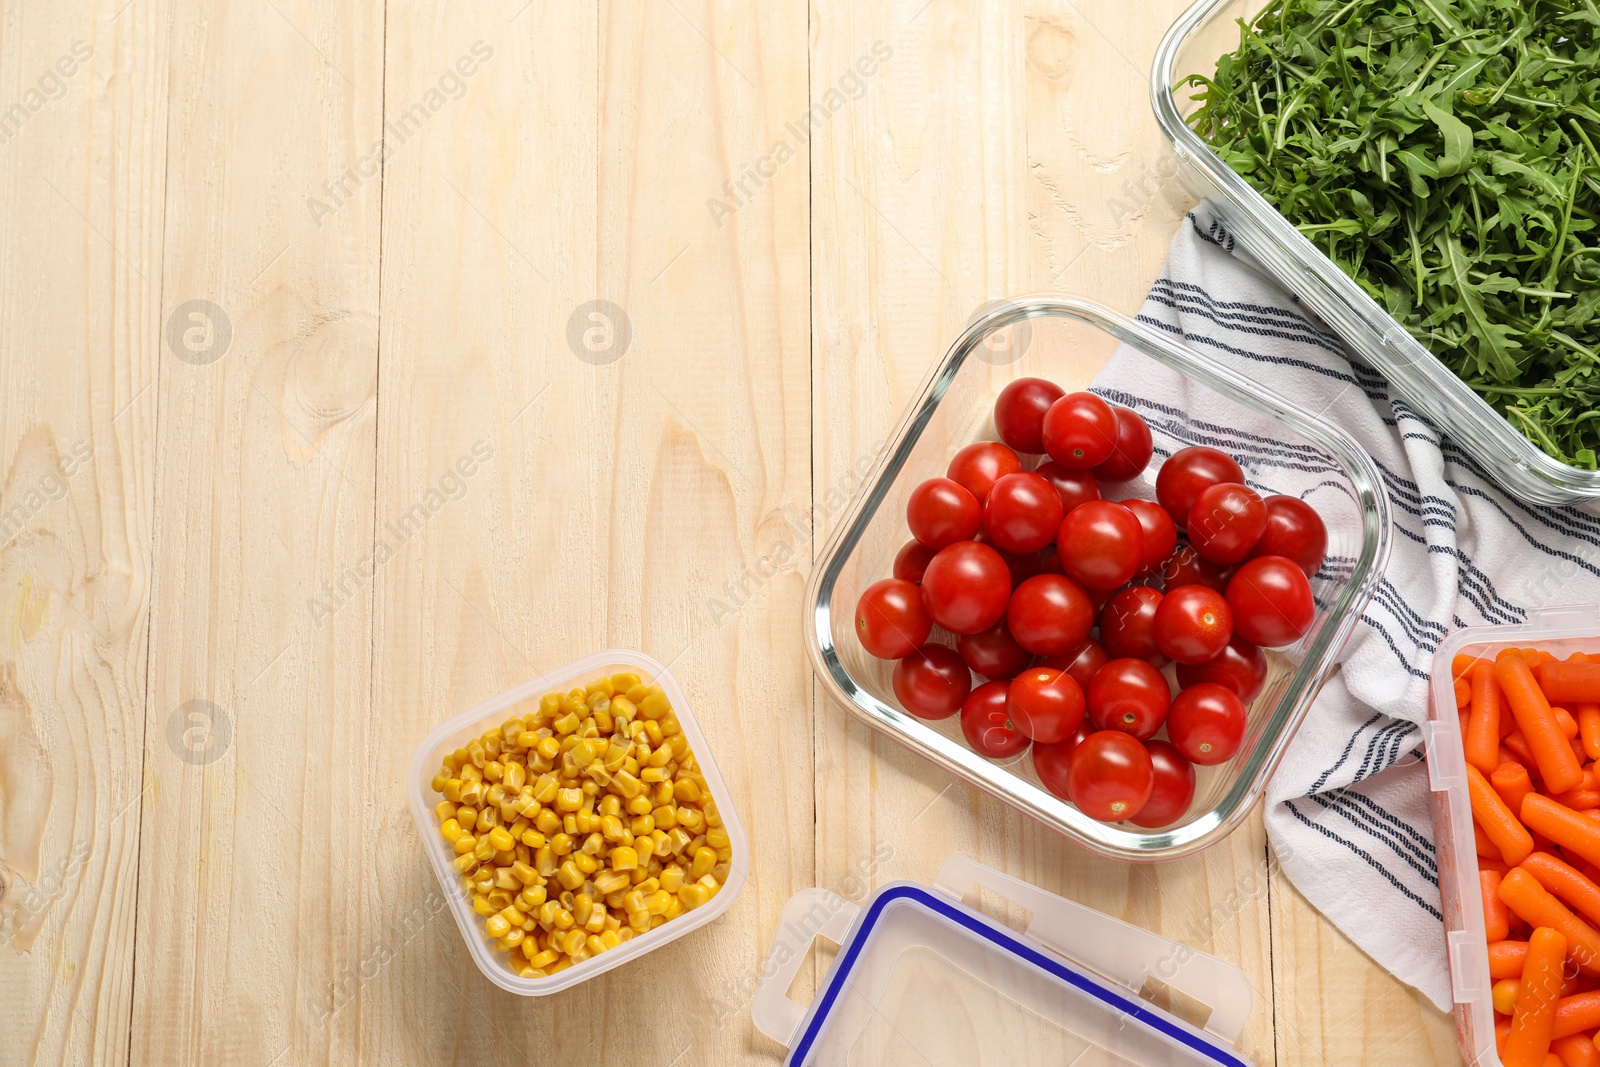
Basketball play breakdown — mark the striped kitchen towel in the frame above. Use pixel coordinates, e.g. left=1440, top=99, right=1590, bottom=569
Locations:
left=1090, top=201, right=1600, bottom=1012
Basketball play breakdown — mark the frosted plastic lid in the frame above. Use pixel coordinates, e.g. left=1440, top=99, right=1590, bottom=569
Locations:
left=752, top=857, right=1254, bottom=1067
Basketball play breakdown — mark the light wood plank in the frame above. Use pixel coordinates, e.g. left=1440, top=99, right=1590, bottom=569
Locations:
left=128, top=1, right=383, bottom=1063
left=0, top=2, right=166, bottom=1064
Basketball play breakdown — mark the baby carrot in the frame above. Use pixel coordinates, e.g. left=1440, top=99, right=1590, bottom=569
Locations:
left=1553, top=992, right=1600, bottom=1038
left=1492, top=940, right=1532, bottom=979
left=1472, top=763, right=1537, bottom=864
left=1509, top=732, right=1542, bottom=770
left=1499, top=870, right=1600, bottom=972
left=1581, top=705, right=1600, bottom=762
left=1467, top=661, right=1506, bottom=774
left=1457, top=653, right=1488, bottom=678
left=1507, top=926, right=1568, bottom=1067
left=1486, top=869, right=1512, bottom=940
left=1554, top=791, right=1600, bottom=812
left=1498, top=762, right=1539, bottom=816
left=1482, top=821, right=1512, bottom=858
left=1502, top=652, right=1587, bottom=794
left=1553, top=1033, right=1600, bottom=1067
left=1559, top=707, right=1583, bottom=741
left=1458, top=676, right=1473, bottom=707
left=1541, top=664, right=1600, bottom=705
left=1525, top=796, right=1600, bottom=870
left=1524, top=853, right=1600, bottom=929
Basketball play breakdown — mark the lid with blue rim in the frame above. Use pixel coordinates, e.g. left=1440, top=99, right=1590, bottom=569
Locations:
left=750, top=856, right=1256, bottom=1067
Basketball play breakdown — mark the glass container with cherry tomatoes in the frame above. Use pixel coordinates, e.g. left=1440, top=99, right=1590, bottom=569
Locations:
left=806, top=296, right=1391, bottom=861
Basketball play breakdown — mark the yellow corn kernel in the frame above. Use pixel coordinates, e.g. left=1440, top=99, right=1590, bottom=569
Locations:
left=552, top=788, right=580, bottom=813
left=612, top=770, right=644, bottom=799
left=487, top=826, right=516, bottom=852
left=535, top=846, right=556, bottom=877
left=630, top=814, right=655, bottom=836
left=528, top=947, right=558, bottom=969
left=550, top=832, right=573, bottom=857
left=434, top=799, right=456, bottom=823
left=473, top=895, right=496, bottom=916
left=535, top=809, right=561, bottom=836
left=600, top=814, right=627, bottom=842
left=678, top=883, right=713, bottom=909
left=651, top=805, right=678, bottom=829
left=643, top=890, right=672, bottom=916
left=552, top=907, right=575, bottom=931
left=599, top=929, right=622, bottom=951
left=643, top=721, right=664, bottom=746
left=503, top=762, right=527, bottom=790
left=653, top=780, right=675, bottom=807
left=570, top=739, right=597, bottom=768
left=509, top=860, right=538, bottom=886
left=517, top=885, right=548, bottom=911
left=593, top=869, right=630, bottom=895
left=456, top=807, right=478, bottom=833
left=689, top=846, right=717, bottom=881
left=640, top=767, right=668, bottom=783
left=705, top=826, right=731, bottom=851
left=537, top=736, right=561, bottom=761
left=635, top=834, right=656, bottom=862
left=676, top=807, right=704, bottom=834
left=579, top=832, right=604, bottom=856
left=553, top=712, right=581, bottom=735
left=624, top=794, right=653, bottom=816
left=485, top=760, right=505, bottom=782
left=574, top=893, right=593, bottom=927
left=667, top=828, right=693, bottom=856
left=585, top=905, right=607, bottom=933
left=573, top=853, right=599, bottom=876
left=473, top=838, right=495, bottom=862
left=452, top=835, right=478, bottom=856
left=660, top=866, right=685, bottom=894
left=521, top=830, right=547, bottom=849
left=485, top=914, right=511, bottom=938
left=494, top=867, right=520, bottom=891
left=459, top=780, right=485, bottom=807
left=610, top=846, right=639, bottom=871
left=557, top=928, right=583, bottom=956
left=442, top=778, right=463, bottom=802
left=556, top=860, right=585, bottom=891
left=439, top=818, right=464, bottom=844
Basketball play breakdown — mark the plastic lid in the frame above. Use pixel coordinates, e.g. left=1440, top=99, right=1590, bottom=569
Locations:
left=752, top=857, right=1253, bottom=1067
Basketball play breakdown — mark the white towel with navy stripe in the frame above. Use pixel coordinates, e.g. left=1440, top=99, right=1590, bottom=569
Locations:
left=1090, top=202, right=1600, bottom=1012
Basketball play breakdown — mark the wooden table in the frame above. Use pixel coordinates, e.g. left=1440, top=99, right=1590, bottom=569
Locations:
left=0, top=1, right=1463, bottom=1063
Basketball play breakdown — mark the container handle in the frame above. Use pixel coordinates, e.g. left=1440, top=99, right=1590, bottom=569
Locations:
left=749, top=888, right=861, bottom=1048
left=931, top=856, right=1253, bottom=1045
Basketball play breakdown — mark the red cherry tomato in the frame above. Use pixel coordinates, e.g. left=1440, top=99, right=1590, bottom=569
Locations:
left=961, top=680, right=1031, bottom=759
left=1086, top=658, right=1171, bottom=740
left=1123, top=499, right=1177, bottom=576
left=892, top=644, right=972, bottom=720
left=1067, top=732, right=1155, bottom=822
left=1252, top=495, right=1328, bottom=577
left=956, top=620, right=1033, bottom=680
left=1129, top=740, right=1196, bottom=829
left=1153, top=584, right=1234, bottom=665
left=1186, top=483, right=1267, bottom=564
left=946, top=441, right=1023, bottom=503
left=1155, top=446, right=1245, bottom=529
left=1091, top=406, right=1154, bottom=482
left=1034, top=461, right=1101, bottom=514
left=920, top=541, right=1012, bottom=635
left=1004, top=574, right=1094, bottom=657
left=893, top=540, right=937, bottom=584
left=1042, top=392, right=1118, bottom=470
left=1156, top=544, right=1234, bottom=594
left=1176, top=636, right=1268, bottom=703
left=1226, top=555, right=1316, bottom=648
left=1006, top=667, right=1086, bottom=744
left=1057, top=501, right=1144, bottom=590
left=993, top=377, right=1065, bottom=454
left=982, top=472, right=1065, bottom=554
left=1043, top=638, right=1108, bottom=690
left=994, top=546, right=1044, bottom=588
left=1167, top=682, right=1248, bottom=765
left=1031, top=724, right=1092, bottom=799
left=854, top=578, right=934, bottom=659
left=907, top=477, right=982, bottom=549
left=1099, top=586, right=1167, bottom=664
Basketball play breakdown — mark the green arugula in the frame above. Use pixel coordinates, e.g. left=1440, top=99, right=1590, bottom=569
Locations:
left=1187, top=0, right=1600, bottom=469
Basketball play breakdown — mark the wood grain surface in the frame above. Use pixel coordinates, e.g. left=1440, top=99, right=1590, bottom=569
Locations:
left=0, top=1, right=1459, bottom=1064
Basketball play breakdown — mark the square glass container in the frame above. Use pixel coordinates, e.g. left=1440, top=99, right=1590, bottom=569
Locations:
left=803, top=295, right=1391, bottom=861
left=406, top=648, right=749, bottom=995
left=1152, top=0, right=1600, bottom=507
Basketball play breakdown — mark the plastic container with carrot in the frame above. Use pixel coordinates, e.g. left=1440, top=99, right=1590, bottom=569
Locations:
left=1429, top=607, right=1600, bottom=1067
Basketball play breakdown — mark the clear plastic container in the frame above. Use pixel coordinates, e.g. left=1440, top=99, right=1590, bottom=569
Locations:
left=1152, top=0, right=1600, bottom=507
left=1426, top=605, right=1600, bottom=1066
left=752, top=855, right=1256, bottom=1065
left=803, top=295, right=1391, bottom=861
left=405, top=648, right=749, bottom=995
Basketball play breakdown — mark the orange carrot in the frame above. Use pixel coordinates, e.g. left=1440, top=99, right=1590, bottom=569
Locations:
left=1555, top=791, right=1600, bottom=812
left=1483, top=821, right=1513, bottom=858
left=1502, top=652, right=1587, bottom=794
left=1541, top=663, right=1600, bottom=705
left=1524, top=853, right=1600, bottom=929
left=1554, top=1032, right=1600, bottom=1067
left=1484, top=856, right=1513, bottom=875
left=1467, top=662, right=1506, bottom=774
left=1492, top=940, right=1533, bottom=979
left=1500, top=870, right=1600, bottom=972
left=1472, top=763, right=1537, bottom=864
left=1458, top=676, right=1474, bottom=707
left=1457, top=653, right=1488, bottom=678
left=1485, top=869, right=1513, bottom=940
left=1507, top=926, right=1569, bottom=1066
left=1553, top=992, right=1600, bottom=1038
left=1499, top=1015, right=1514, bottom=1053
left=1525, top=796, right=1600, bottom=870
left=1499, top=762, right=1540, bottom=814
left=1559, top=707, right=1583, bottom=740
left=1511, top=732, right=1542, bottom=769
left=1551, top=1052, right=1574, bottom=1067
left=1579, top=705, right=1600, bottom=761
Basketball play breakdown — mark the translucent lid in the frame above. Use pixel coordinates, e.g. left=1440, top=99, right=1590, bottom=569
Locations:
left=752, top=858, right=1253, bottom=1067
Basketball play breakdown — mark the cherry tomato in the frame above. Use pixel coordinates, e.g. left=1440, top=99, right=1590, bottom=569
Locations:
left=1156, top=544, right=1234, bottom=593
left=1006, top=666, right=1086, bottom=744
left=1086, top=658, right=1171, bottom=740
left=1067, top=732, right=1154, bottom=822
left=1186, top=483, right=1267, bottom=564
left=855, top=578, right=934, bottom=659
left=1043, top=638, right=1108, bottom=690
left=1176, top=636, right=1268, bottom=703
left=1057, top=501, right=1144, bottom=590
left=893, top=539, right=937, bottom=584
left=1034, top=461, right=1101, bottom=514
left=1005, top=574, right=1094, bottom=657
left=961, top=680, right=1031, bottom=759
left=982, top=472, right=1065, bottom=554
left=1226, top=555, right=1316, bottom=648
left=1124, top=499, right=1177, bottom=576
left=994, top=546, right=1044, bottom=588
left=1251, top=495, right=1328, bottom=577
left=1155, top=446, right=1245, bottom=529
left=1042, top=392, right=1118, bottom=470
left=1166, top=682, right=1248, bottom=765
left=993, top=377, right=1065, bottom=454
left=1099, top=586, right=1167, bottom=664
left=1129, top=740, right=1196, bottom=829
left=1153, top=584, right=1234, bottom=664
left=892, top=644, right=972, bottom=720
left=957, top=620, right=1033, bottom=679
left=946, top=441, right=1022, bottom=503
left=1031, top=724, right=1092, bottom=799
left=1092, top=406, right=1154, bottom=482
left=920, top=541, right=1012, bottom=635
left=907, top=477, right=982, bottom=549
